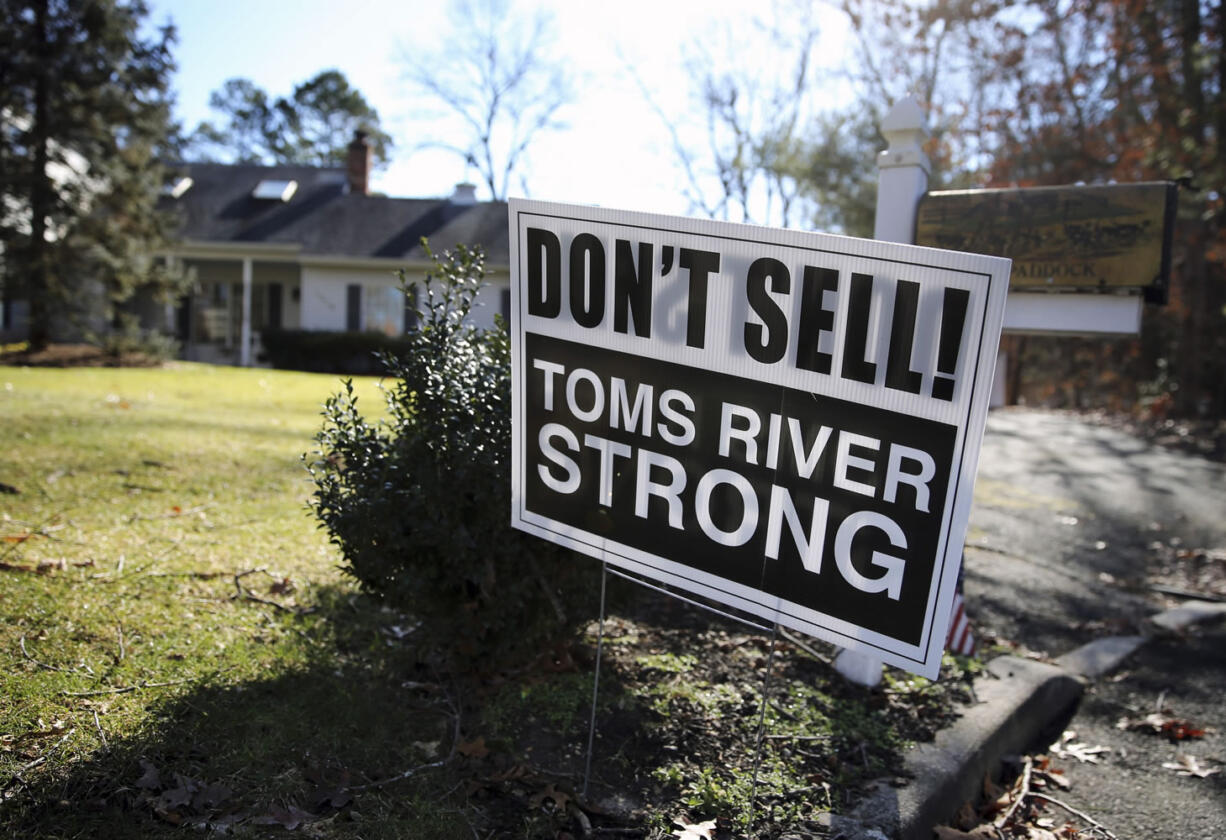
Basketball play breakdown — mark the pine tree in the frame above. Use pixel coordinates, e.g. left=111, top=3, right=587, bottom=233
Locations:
left=0, top=0, right=184, bottom=350
left=188, top=70, right=394, bottom=169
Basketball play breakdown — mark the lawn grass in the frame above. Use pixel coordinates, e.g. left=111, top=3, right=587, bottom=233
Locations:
left=1, top=363, right=979, bottom=838
left=0, top=364, right=477, bottom=837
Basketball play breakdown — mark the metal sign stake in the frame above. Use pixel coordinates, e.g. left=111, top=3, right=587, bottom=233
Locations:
left=582, top=560, right=608, bottom=799
left=744, top=622, right=780, bottom=831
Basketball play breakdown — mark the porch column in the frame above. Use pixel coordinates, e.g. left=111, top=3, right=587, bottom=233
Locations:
left=240, top=257, right=253, bottom=367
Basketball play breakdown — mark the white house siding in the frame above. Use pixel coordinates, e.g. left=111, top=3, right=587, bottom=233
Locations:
left=299, top=265, right=508, bottom=334
left=300, top=265, right=406, bottom=333
left=471, top=278, right=511, bottom=332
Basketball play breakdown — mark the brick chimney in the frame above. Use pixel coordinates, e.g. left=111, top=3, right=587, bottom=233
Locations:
left=346, top=130, right=371, bottom=195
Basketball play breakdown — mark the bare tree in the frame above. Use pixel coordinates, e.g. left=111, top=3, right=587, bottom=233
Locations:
left=402, top=0, right=573, bottom=201
left=632, top=1, right=828, bottom=228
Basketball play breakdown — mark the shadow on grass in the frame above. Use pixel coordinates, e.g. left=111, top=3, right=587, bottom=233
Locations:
left=3, top=575, right=963, bottom=839
left=2, top=586, right=476, bottom=840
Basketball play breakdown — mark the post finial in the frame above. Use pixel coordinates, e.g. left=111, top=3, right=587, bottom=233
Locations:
left=878, top=96, right=930, bottom=174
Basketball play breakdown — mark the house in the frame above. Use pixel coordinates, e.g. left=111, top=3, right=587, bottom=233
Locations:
left=160, top=131, right=511, bottom=366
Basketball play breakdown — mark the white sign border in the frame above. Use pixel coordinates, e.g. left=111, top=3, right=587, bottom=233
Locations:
left=508, top=199, right=1009, bottom=679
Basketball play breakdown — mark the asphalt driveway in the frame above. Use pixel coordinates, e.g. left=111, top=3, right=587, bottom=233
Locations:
left=961, top=408, right=1226, bottom=840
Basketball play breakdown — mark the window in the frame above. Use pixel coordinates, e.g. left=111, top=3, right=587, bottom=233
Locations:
left=346, top=285, right=361, bottom=331
left=267, top=283, right=283, bottom=330
left=346, top=283, right=409, bottom=335
left=252, top=179, right=298, bottom=201
left=403, top=287, right=419, bottom=333
left=364, top=285, right=404, bottom=336
left=161, top=176, right=193, bottom=198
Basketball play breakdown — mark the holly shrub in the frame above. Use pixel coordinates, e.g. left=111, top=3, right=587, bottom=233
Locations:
left=307, top=243, right=594, bottom=667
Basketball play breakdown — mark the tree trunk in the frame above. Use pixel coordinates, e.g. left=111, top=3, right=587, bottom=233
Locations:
left=26, top=0, right=52, bottom=350
left=1175, top=224, right=1208, bottom=416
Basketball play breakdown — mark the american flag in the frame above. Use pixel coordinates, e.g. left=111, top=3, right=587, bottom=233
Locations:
left=945, top=589, right=976, bottom=656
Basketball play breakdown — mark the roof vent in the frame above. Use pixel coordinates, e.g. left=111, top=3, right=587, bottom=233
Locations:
left=161, top=176, right=193, bottom=199
left=450, top=182, right=477, bottom=206
left=252, top=179, right=298, bottom=202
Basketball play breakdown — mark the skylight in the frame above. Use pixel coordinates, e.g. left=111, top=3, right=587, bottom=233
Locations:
left=161, top=176, right=193, bottom=198
left=252, top=179, right=298, bottom=201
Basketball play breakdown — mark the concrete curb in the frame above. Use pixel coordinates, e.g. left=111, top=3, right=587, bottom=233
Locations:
left=826, top=657, right=1082, bottom=840
left=823, top=600, right=1226, bottom=840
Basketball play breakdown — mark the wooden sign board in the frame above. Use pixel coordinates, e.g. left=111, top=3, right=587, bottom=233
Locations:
left=915, top=182, right=1176, bottom=303
left=508, top=199, right=1010, bottom=679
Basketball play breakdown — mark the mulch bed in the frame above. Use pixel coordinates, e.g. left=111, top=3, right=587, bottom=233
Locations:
left=0, top=343, right=163, bottom=368
left=452, top=589, right=979, bottom=837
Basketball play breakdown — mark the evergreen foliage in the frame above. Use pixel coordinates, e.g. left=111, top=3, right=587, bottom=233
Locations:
left=0, top=0, right=186, bottom=349
left=307, top=243, right=592, bottom=666
left=189, top=70, right=394, bottom=169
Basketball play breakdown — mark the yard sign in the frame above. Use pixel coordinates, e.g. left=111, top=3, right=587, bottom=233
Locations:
left=508, top=199, right=1010, bottom=678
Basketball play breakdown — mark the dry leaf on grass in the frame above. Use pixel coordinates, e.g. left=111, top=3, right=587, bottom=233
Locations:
left=254, top=803, right=318, bottom=830
left=456, top=736, right=489, bottom=758
left=528, top=782, right=572, bottom=811
left=268, top=576, right=296, bottom=596
left=411, top=739, right=440, bottom=758
left=672, top=818, right=717, bottom=840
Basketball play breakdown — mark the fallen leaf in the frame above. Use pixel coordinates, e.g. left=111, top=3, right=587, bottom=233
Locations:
left=1117, top=711, right=1209, bottom=741
left=135, top=759, right=162, bottom=790
left=672, top=818, right=717, bottom=840
left=528, top=782, right=572, bottom=811
left=1025, top=827, right=1059, bottom=840
left=0, top=561, right=36, bottom=572
left=1049, top=731, right=1110, bottom=764
left=955, top=799, right=980, bottom=827
left=1037, top=769, right=1071, bottom=791
left=411, top=740, right=440, bottom=758
left=255, top=803, right=317, bottom=830
left=310, top=784, right=352, bottom=811
left=385, top=623, right=420, bottom=640
left=488, top=764, right=529, bottom=782
left=156, top=774, right=198, bottom=810
left=1162, top=754, right=1221, bottom=778
left=191, top=781, right=232, bottom=811
left=456, top=737, right=489, bottom=758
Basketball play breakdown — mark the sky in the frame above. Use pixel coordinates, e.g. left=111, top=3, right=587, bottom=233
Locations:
left=144, top=0, right=854, bottom=218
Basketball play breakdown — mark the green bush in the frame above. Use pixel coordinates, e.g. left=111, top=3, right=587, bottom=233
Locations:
left=261, top=328, right=415, bottom=374
left=93, top=313, right=180, bottom=362
left=306, top=243, right=593, bottom=667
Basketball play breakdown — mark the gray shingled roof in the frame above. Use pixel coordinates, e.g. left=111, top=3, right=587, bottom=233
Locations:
left=162, top=162, right=510, bottom=264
